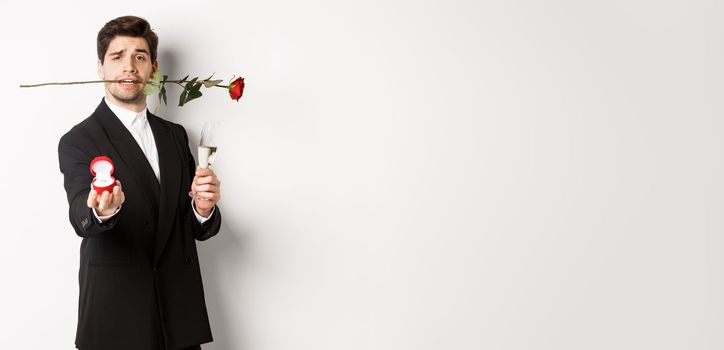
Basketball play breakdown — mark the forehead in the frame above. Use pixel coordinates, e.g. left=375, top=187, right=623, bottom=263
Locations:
left=106, top=35, right=150, bottom=55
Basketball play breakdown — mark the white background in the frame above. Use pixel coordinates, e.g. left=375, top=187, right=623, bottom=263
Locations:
left=1, top=0, right=722, bottom=349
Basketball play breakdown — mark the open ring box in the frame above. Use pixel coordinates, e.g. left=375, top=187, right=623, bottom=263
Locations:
left=90, top=156, right=116, bottom=195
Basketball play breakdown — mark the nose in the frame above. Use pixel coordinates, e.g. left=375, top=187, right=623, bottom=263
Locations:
left=123, top=56, right=137, bottom=74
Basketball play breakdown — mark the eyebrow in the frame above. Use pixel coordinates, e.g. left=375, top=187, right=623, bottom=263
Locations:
left=108, top=48, right=150, bottom=56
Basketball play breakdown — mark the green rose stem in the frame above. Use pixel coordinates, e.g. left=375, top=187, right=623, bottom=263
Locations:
left=19, top=79, right=232, bottom=89
left=20, top=71, right=242, bottom=107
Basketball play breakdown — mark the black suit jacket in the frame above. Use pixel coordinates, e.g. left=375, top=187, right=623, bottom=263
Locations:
left=58, top=98, right=221, bottom=350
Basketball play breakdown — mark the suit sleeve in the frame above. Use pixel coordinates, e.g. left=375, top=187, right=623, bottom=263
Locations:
left=58, top=129, right=120, bottom=238
left=179, top=124, right=222, bottom=241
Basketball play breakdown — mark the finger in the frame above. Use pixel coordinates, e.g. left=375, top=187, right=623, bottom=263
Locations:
left=111, top=185, right=122, bottom=207
left=195, top=176, right=220, bottom=186
left=193, top=180, right=219, bottom=192
left=113, top=180, right=125, bottom=205
left=196, top=191, right=220, bottom=202
left=87, top=188, right=98, bottom=208
left=98, top=190, right=111, bottom=211
left=195, top=167, right=215, bottom=177
left=195, top=191, right=212, bottom=200
left=195, top=196, right=216, bottom=207
left=195, top=184, right=219, bottom=193
left=97, top=191, right=107, bottom=211
left=199, top=185, right=218, bottom=194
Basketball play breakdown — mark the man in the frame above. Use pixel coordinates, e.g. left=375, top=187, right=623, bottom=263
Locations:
left=58, top=16, right=222, bottom=350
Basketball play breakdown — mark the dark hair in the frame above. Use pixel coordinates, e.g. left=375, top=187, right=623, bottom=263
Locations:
left=97, top=16, right=158, bottom=64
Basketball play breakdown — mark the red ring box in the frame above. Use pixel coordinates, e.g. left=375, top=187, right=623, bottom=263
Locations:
left=90, top=156, right=116, bottom=195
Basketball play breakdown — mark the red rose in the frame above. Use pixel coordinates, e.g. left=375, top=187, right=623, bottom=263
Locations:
left=229, top=77, right=245, bottom=101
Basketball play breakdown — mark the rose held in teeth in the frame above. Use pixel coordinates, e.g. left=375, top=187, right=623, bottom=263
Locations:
left=22, top=34, right=245, bottom=107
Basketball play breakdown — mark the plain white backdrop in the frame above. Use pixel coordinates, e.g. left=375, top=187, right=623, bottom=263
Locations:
left=1, top=0, right=722, bottom=349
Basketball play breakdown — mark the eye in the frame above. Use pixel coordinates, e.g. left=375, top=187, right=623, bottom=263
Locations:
left=112, top=56, right=120, bottom=61
left=136, top=55, right=145, bottom=61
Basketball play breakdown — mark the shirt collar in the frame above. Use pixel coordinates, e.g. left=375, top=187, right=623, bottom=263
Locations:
left=104, top=96, right=148, bottom=128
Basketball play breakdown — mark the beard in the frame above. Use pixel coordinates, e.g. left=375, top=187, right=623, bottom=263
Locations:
left=111, top=88, right=143, bottom=103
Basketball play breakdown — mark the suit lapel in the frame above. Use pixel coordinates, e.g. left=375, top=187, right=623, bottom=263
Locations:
left=148, top=111, right=182, bottom=265
left=92, top=98, right=183, bottom=265
left=93, top=99, right=160, bottom=215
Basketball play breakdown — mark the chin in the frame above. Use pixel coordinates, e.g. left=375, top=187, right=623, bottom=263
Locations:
left=112, top=91, right=143, bottom=103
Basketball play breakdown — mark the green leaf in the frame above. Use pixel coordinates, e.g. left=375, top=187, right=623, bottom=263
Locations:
left=184, top=90, right=203, bottom=105
left=152, top=71, right=161, bottom=83
left=205, top=72, right=215, bottom=81
left=179, top=89, right=188, bottom=106
left=188, top=78, right=198, bottom=90
left=177, top=77, right=206, bottom=106
left=180, top=75, right=189, bottom=83
left=160, top=85, right=167, bottom=105
left=143, top=83, right=157, bottom=95
left=203, top=79, right=223, bottom=88
left=163, top=74, right=169, bottom=83
left=187, top=89, right=202, bottom=101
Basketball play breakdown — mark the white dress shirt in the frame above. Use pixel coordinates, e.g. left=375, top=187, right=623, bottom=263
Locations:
left=93, top=97, right=214, bottom=224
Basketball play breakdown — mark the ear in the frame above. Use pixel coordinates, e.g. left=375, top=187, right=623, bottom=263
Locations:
left=97, top=58, right=104, bottom=79
left=151, top=59, right=159, bottom=78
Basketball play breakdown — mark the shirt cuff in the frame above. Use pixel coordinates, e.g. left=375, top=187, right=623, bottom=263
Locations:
left=93, top=206, right=121, bottom=223
left=191, top=199, right=215, bottom=224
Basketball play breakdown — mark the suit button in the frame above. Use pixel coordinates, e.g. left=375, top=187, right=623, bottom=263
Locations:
left=152, top=267, right=158, bottom=273
left=144, top=221, right=151, bottom=228
left=185, top=258, right=194, bottom=264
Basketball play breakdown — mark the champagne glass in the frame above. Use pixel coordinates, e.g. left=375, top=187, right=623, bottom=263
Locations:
left=198, top=121, right=218, bottom=169
left=189, top=121, right=219, bottom=199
